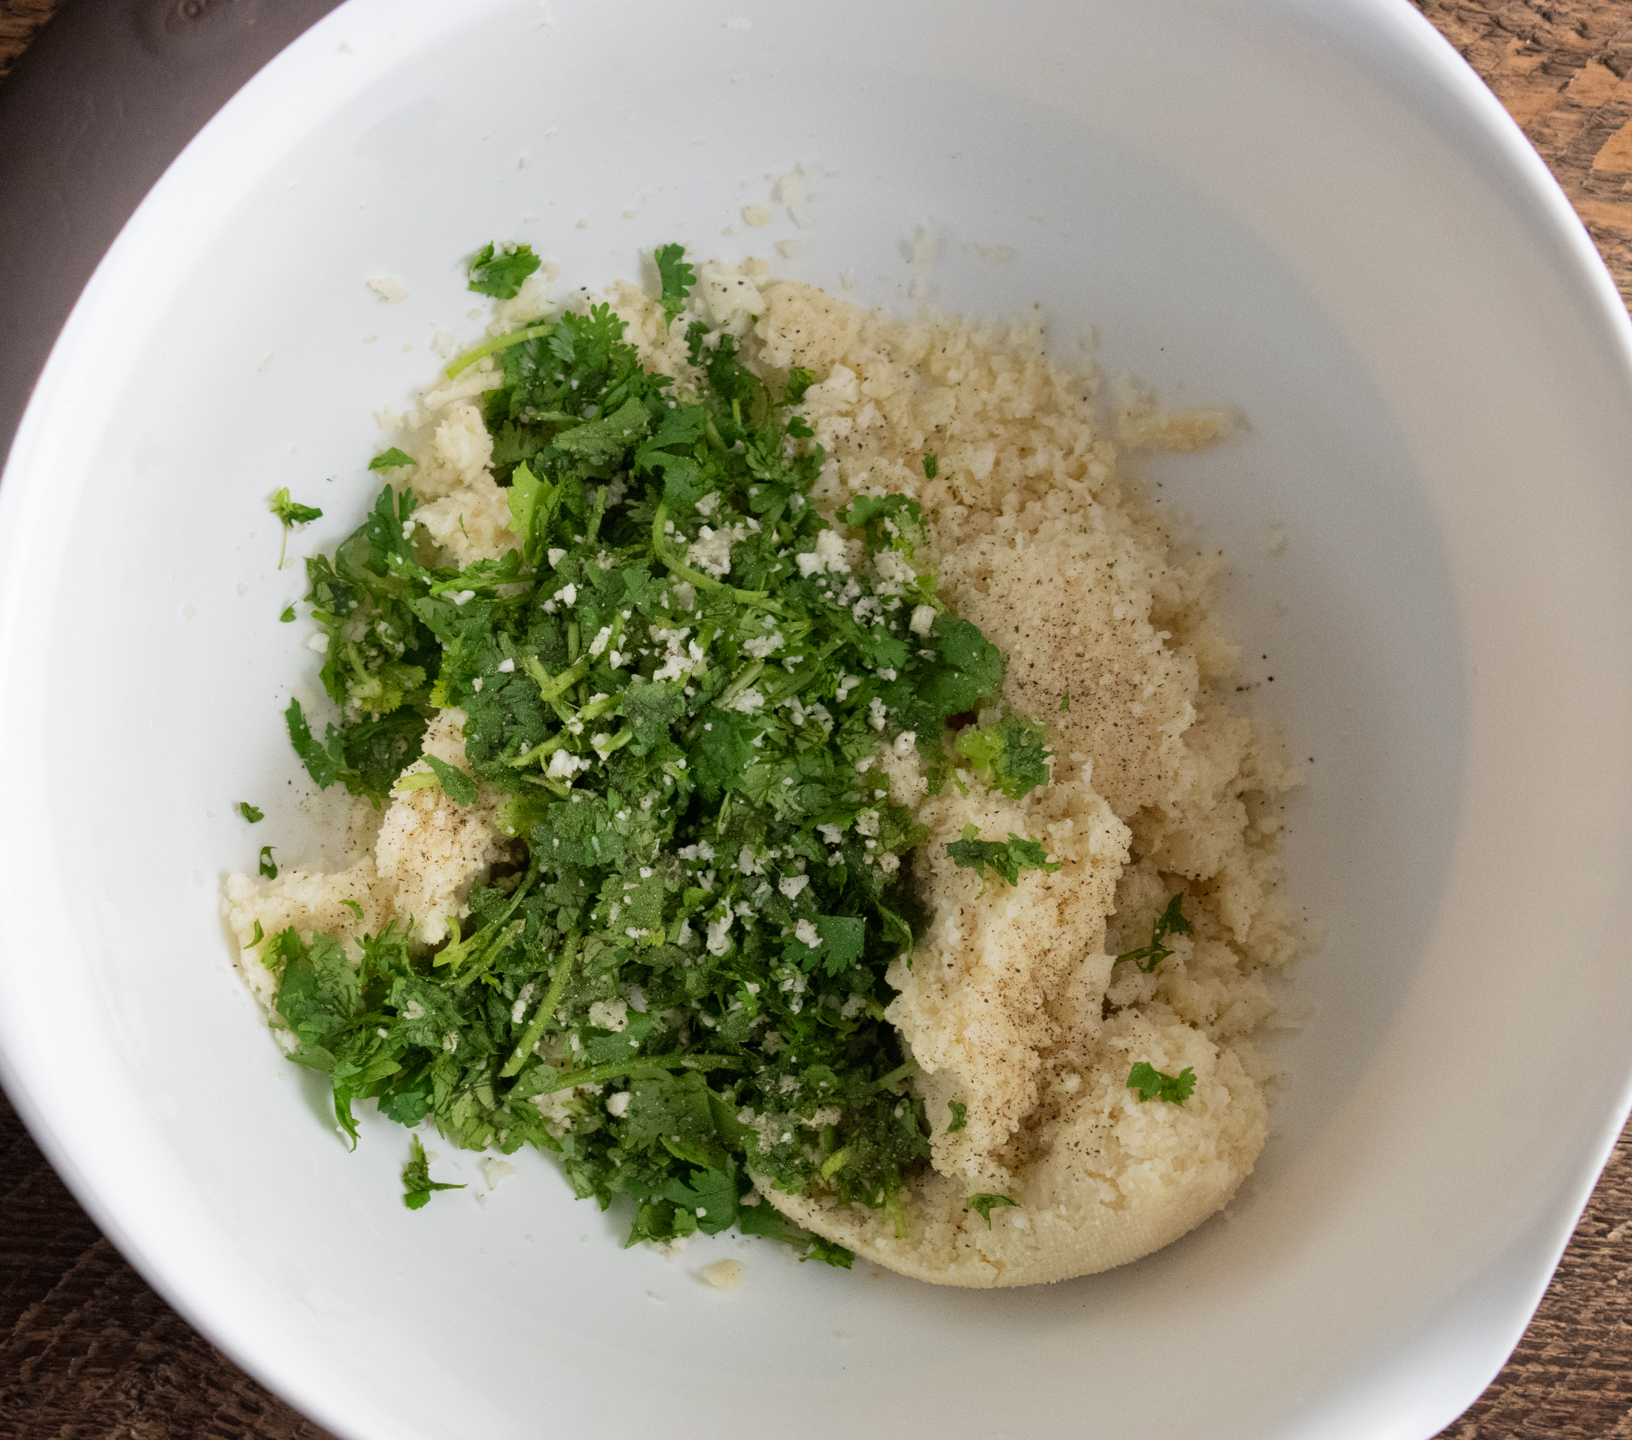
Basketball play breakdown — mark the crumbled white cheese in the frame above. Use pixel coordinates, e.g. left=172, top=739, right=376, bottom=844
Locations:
left=479, top=1156, right=516, bottom=1190
left=706, top=914, right=734, bottom=955
left=687, top=524, right=743, bottom=579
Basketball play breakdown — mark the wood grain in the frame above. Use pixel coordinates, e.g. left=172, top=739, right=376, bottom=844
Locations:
left=3, top=1, right=1632, bottom=1436
left=1419, top=0, right=1632, bottom=310
left=0, top=0, right=50, bottom=78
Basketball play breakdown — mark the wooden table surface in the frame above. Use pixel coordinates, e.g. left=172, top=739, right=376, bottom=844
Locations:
left=4, top=1, right=1632, bottom=1436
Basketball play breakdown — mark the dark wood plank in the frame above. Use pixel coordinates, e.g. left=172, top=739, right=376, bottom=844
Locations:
left=0, top=0, right=52, bottom=78
left=2, top=2, right=1631, bottom=1436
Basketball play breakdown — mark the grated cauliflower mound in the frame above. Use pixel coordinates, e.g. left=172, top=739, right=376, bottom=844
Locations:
left=708, top=273, right=1299, bottom=1285
left=225, top=260, right=1298, bottom=1286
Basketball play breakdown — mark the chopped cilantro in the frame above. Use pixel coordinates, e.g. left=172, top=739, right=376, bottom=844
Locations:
left=422, top=754, right=478, bottom=806
left=237, top=802, right=264, bottom=823
left=258, top=846, right=277, bottom=879
left=467, top=241, right=542, bottom=299
left=368, top=447, right=417, bottom=472
left=967, top=1193, right=1018, bottom=1226
left=1113, top=893, right=1192, bottom=974
left=952, top=713, right=1052, bottom=798
left=923, top=454, right=938, bottom=479
left=946, top=1100, right=967, bottom=1133
left=261, top=242, right=1065, bottom=1264
left=279, top=605, right=296, bottom=623
left=268, top=487, right=323, bottom=569
left=945, top=825, right=1059, bottom=888
left=803, top=1236, right=856, bottom=1268
left=249, top=919, right=264, bottom=948
left=402, top=1134, right=466, bottom=1209
left=1126, top=1062, right=1196, bottom=1106
left=1060, top=689, right=1070, bottom=711
left=784, top=367, right=817, bottom=406
left=341, top=898, right=365, bottom=920
left=654, top=243, right=695, bottom=326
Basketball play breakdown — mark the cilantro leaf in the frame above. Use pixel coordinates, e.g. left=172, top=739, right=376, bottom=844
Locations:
left=505, top=460, right=559, bottom=565
left=368, top=447, right=417, bottom=472
left=655, top=243, right=696, bottom=326
left=945, top=826, right=1059, bottom=888
left=237, top=802, right=264, bottom=823
left=403, top=1134, right=466, bottom=1209
left=685, top=320, right=710, bottom=366
left=887, top=616, right=1004, bottom=738
left=553, top=395, right=652, bottom=467
left=268, top=487, right=323, bottom=568
left=269, top=488, right=323, bottom=527
left=784, top=367, right=816, bottom=406
left=468, top=241, right=542, bottom=299
left=258, top=846, right=278, bottom=879
left=803, top=1237, right=855, bottom=1268
left=953, top=713, right=1052, bottom=799
left=1126, top=1062, right=1196, bottom=1106
left=946, top=1100, right=967, bottom=1133
left=280, top=605, right=296, bottom=623
left=285, top=698, right=343, bottom=790
left=923, top=454, right=939, bottom=479
left=967, top=1193, right=1018, bottom=1226
left=1113, top=893, right=1192, bottom=974
left=422, top=754, right=479, bottom=806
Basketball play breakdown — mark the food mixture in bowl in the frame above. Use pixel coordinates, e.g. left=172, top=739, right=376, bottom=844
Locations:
left=223, top=244, right=1300, bottom=1287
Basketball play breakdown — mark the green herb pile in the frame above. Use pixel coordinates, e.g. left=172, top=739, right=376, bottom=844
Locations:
left=256, top=243, right=1076, bottom=1260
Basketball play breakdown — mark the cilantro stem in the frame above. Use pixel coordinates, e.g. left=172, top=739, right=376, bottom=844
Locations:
left=884, top=1176, right=910, bottom=1239
left=869, top=1058, right=919, bottom=1094
left=819, top=1146, right=852, bottom=1180
left=500, top=933, right=579, bottom=1078
left=443, top=322, right=552, bottom=380
left=715, top=659, right=766, bottom=710
left=578, top=692, right=620, bottom=722
left=650, top=504, right=784, bottom=615
left=527, top=1053, right=746, bottom=1096
left=523, top=654, right=591, bottom=703
left=506, top=733, right=571, bottom=768
left=451, top=920, right=524, bottom=989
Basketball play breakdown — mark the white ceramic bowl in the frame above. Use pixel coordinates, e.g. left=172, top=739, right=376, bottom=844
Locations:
left=4, top=2, right=1632, bottom=1436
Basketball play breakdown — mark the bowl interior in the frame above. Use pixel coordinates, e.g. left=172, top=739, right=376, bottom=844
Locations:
left=3, top=2, right=1632, bottom=1438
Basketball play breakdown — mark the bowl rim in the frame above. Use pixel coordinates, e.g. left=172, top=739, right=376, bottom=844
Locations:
left=3, top=2, right=1632, bottom=1437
